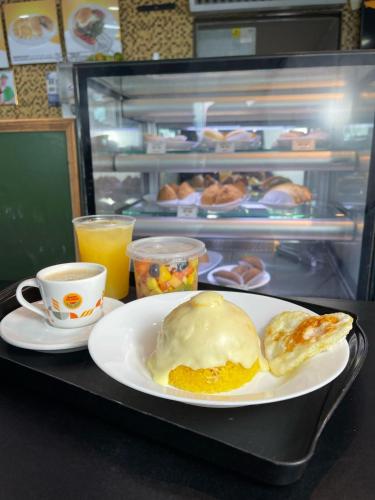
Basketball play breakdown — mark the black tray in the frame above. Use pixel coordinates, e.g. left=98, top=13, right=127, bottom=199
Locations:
left=0, top=280, right=367, bottom=485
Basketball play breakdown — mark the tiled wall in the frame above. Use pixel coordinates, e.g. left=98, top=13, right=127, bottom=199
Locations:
left=0, top=0, right=360, bottom=119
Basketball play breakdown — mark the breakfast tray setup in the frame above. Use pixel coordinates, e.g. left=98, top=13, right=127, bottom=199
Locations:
left=0, top=279, right=367, bottom=485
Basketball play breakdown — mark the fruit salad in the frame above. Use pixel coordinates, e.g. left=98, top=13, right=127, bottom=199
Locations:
left=134, top=258, right=199, bottom=298
left=127, top=236, right=206, bottom=299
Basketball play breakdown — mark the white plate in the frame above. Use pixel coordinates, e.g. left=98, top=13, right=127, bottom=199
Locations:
left=207, top=265, right=270, bottom=290
left=10, top=16, right=57, bottom=47
left=88, top=291, right=350, bottom=408
left=0, top=297, right=122, bottom=353
left=198, top=250, right=223, bottom=276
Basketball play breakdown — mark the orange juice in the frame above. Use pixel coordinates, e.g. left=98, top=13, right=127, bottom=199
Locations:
left=73, top=216, right=135, bottom=299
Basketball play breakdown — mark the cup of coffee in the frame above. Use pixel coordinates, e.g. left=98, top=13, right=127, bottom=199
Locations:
left=16, top=262, right=107, bottom=329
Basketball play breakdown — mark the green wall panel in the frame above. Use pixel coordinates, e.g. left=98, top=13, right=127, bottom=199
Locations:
left=0, top=131, right=75, bottom=280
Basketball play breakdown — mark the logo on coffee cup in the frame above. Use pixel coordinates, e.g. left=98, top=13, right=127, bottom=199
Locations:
left=63, top=293, right=82, bottom=309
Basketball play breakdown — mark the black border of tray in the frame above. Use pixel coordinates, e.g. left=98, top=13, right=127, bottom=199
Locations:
left=0, top=279, right=368, bottom=485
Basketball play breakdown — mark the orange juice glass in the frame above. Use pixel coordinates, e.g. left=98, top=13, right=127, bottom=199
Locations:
left=73, top=215, right=135, bottom=299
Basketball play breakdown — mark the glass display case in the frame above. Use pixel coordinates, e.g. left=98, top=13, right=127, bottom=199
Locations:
left=73, top=53, right=375, bottom=300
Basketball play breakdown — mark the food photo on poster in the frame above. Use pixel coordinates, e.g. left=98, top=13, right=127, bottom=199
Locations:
left=3, top=0, right=62, bottom=65
left=62, top=0, right=123, bottom=62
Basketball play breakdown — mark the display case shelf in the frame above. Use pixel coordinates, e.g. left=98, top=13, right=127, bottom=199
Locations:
left=111, top=150, right=357, bottom=173
left=133, top=216, right=354, bottom=240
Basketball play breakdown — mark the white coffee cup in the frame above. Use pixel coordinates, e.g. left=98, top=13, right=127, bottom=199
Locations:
left=16, top=262, right=107, bottom=329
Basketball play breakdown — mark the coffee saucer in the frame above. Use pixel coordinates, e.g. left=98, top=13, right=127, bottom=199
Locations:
left=0, top=297, right=123, bottom=353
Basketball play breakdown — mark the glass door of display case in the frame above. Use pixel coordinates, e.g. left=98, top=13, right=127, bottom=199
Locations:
left=74, top=53, right=375, bottom=300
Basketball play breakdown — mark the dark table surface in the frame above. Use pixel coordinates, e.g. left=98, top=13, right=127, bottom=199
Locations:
left=0, top=291, right=374, bottom=500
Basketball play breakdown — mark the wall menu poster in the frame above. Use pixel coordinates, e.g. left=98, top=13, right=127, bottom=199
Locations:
left=4, top=1, right=62, bottom=65
left=62, top=0, right=122, bottom=62
left=0, top=21, right=9, bottom=68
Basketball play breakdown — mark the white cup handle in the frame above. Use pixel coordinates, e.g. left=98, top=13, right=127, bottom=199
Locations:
left=16, top=278, right=49, bottom=321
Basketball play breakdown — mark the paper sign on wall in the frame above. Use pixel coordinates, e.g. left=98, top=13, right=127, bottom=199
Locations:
left=62, top=0, right=122, bottom=62
left=4, top=1, right=62, bottom=65
left=0, top=21, right=9, bottom=68
left=0, top=71, right=17, bottom=105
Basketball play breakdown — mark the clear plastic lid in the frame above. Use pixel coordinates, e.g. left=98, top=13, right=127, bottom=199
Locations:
left=127, top=236, right=206, bottom=263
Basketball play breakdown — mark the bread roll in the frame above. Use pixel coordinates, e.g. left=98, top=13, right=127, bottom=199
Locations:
left=242, top=268, right=261, bottom=285
left=213, top=270, right=243, bottom=285
left=239, top=256, right=265, bottom=271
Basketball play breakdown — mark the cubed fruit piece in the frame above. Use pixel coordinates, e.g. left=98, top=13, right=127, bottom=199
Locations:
left=191, top=258, right=198, bottom=268
left=138, top=282, right=149, bottom=298
left=135, top=261, right=149, bottom=276
left=159, top=266, right=172, bottom=282
left=174, top=284, right=186, bottom=292
left=186, top=265, right=195, bottom=276
left=169, top=275, right=182, bottom=289
left=147, top=277, right=159, bottom=290
left=187, top=273, right=195, bottom=286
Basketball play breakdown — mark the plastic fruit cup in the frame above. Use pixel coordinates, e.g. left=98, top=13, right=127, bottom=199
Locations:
left=127, top=236, right=206, bottom=299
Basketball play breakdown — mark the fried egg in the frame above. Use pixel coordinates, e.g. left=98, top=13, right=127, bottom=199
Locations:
left=264, top=311, right=353, bottom=376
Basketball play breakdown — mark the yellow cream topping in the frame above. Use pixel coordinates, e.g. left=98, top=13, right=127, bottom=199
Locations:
left=148, top=291, right=267, bottom=386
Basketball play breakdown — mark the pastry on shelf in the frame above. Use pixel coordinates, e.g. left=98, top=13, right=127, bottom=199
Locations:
left=260, top=176, right=291, bottom=192
left=201, top=128, right=225, bottom=142
left=268, top=183, right=312, bottom=204
left=177, top=181, right=195, bottom=200
left=239, top=256, right=265, bottom=271
left=201, top=183, right=221, bottom=205
left=225, top=129, right=256, bottom=142
left=201, top=182, right=245, bottom=206
left=213, top=270, right=243, bottom=285
left=216, top=185, right=243, bottom=204
left=204, top=174, right=218, bottom=188
left=273, top=128, right=330, bottom=149
left=190, top=174, right=205, bottom=188
left=122, top=175, right=141, bottom=194
left=157, top=184, right=178, bottom=201
left=233, top=181, right=247, bottom=196
left=221, top=174, right=248, bottom=194
left=213, top=256, right=266, bottom=287
left=221, top=174, right=248, bottom=195
left=261, top=182, right=312, bottom=205
left=169, top=183, right=179, bottom=194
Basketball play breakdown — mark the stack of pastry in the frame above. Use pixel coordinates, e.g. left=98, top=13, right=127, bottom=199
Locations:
left=213, top=256, right=265, bottom=287
left=157, top=182, right=195, bottom=202
left=201, top=176, right=248, bottom=205
left=201, top=183, right=244, bottom=205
